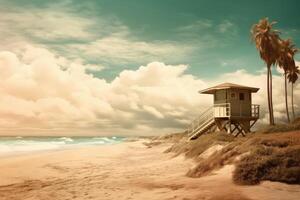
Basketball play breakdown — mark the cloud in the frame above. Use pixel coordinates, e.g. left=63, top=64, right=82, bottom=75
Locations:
left=0, top=47, right=299, bottom=136
left=143, top=106, right=165, bottom=119
left=0, top=47, right=208, bottom=135
left=67, top=36, right=194, bottom=65
left=176, top=19, right=213, bottom=32
left=217, top=20, right=236, bottom=33
left=0, top=2, right=193, bottom=69
left=0, top=8, right=96, bottom=45
left=176, top=19, right=237, bottom=35
left=0, top=1, right=131, bottom=44
left=283, top=28, right=300, bottom=41
left=176, top=19, right=238, bottom=37
left=175, top=19, right=239, bottom=47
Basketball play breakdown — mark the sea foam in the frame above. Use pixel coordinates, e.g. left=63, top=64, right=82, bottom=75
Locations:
left=0, top=136, right=123, bottom=155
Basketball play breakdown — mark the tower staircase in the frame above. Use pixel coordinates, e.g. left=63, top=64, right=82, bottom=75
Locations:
left=186, top=106, right=216, bottom=140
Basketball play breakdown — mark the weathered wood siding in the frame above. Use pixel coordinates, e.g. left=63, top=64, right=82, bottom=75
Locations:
left=214, top=90, right=227, bottom=104
left=228, top=89, right=251, bottom=117
left=213, top=89, right=252, bottom=117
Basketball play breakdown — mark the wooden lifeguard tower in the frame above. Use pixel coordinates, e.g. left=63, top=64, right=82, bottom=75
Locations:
left=187, top=83, right=260, bottom=140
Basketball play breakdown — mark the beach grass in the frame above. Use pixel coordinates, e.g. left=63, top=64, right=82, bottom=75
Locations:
left=233, top=131, right=300, bottom=185
left=160, top=120, right=300, bottom=185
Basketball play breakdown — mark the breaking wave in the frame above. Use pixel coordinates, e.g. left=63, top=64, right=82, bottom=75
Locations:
left=0, top=136, right=123, bottom=155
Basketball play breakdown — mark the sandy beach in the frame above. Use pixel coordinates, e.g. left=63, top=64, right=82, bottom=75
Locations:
left=0, top=140, right=299, bottom=200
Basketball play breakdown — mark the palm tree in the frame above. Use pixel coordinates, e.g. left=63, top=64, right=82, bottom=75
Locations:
left=287, top=65, right=300, bottom=121
left=277, top=39, right=297, bottom=123
left=251, top=18, right=280, bottom=125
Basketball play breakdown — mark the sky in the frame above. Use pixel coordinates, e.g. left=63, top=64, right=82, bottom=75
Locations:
left=0, top=0, right=299, bottom=136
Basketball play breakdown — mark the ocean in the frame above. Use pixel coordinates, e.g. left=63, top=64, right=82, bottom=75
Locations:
left=0, top=136, right=124, bottom=156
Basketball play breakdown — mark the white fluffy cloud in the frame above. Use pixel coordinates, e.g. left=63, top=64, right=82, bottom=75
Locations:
left=0, top=46, right=299, bottom=136
left=0, top=46, right=207, bottom=135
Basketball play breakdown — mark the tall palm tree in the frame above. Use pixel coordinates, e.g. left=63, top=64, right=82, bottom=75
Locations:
left=251, top=18, right=280, bottom=125
left=277, top=39, right=297, bottom=123
left=287, top=65, right=300, bottom=121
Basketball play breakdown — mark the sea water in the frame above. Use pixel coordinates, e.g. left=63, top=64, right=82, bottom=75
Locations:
left=0, top=136, right=124, bottom=156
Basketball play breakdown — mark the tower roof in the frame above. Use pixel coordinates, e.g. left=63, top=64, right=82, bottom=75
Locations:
left=199, top=82, right=259, bottom=94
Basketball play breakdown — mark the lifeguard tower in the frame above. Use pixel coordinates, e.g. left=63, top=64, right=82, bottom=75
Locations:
left=187, top=83, right=260, bottom=140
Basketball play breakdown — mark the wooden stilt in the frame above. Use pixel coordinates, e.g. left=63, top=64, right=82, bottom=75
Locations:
left=231, top=125, right=238, bottom=133
left=250, top=119, right=258, bottom=129
left=234, top=125, right=242, bottom=137
left=227, top=120, right=231, bottom=134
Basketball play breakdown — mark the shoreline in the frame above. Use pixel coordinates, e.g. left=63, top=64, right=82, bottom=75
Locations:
left=0, top=142, right=124, bottom=159
left=0, top=139, right=299, bottom=200
left=0, top=136, right=127, bottom=158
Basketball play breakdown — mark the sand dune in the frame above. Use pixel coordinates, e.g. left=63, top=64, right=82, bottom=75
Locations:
left=0, top=140, right=299, bottom=200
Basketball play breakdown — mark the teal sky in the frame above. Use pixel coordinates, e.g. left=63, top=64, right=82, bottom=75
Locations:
left=1, top=0, right=300, bottom=80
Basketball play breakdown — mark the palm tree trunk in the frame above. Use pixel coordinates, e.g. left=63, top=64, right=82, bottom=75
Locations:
left=291, top=83, right=295, bottom=121
left=284, top=71, right=290, bottom=123
left=269, top=67, right=275, bottom=125
left=267, top=66, right=273, bottom=125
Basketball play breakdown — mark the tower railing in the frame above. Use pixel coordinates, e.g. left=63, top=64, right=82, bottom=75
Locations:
left=187, top=106, right=214, bottom=136
left=213, top=103, right=259, bottom=118
left=213, top=103, right=230, bottom=117
left=187, top=103, right=260, bottom=136
left=251, top=104, right=260, bottom=118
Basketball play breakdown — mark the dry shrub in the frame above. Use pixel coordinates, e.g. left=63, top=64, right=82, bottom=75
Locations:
left=164, top=133, right=235, bottom=159
left=152, top=132, right=186, bottom=143
left=259, top=139, right=289, bottom=148
left=293, top=117, right=300, bottom=124
left=145, top=132, right=186, bottom=148
left=233, top=146, right=300, bottom=185
left=232, top=131, right=300, bottom=185
left=163, top=127, right=300, bottom=185
left=260, top=119, right=300, bottom=134
left=184, top=131, right=300, bottom=184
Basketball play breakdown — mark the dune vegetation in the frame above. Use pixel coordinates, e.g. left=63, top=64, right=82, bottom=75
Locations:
left=154, top=119, right=300, bottom=185
left=233, top=133, right=300, bottom=185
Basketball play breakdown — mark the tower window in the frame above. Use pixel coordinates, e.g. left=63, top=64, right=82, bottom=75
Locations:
left=230, top=92, right=236, bottom=99
left=239, top=93, right=245, bottom=100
